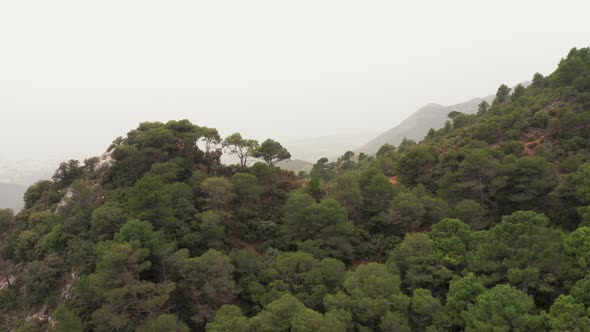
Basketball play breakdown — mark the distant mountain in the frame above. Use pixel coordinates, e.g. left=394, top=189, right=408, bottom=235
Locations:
left=284, top=132, right=376, bottom=163
left=276, top=159, right=313, bottom=173
left=358, top=95, right=495, bottom=154
left=0, top=182, right=27, bottom=211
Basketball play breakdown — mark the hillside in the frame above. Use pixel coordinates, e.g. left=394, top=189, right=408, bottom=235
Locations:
left=276, top=159, right=313, bottom=173
left=358, top=96, right=495, bottom=154
left=1, top=48, right=590, bottom=332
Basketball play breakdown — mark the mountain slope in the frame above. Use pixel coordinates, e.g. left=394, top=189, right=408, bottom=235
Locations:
left=2, top=48, right=590, bottom=332
left=358, top=96, right=494, bottom=154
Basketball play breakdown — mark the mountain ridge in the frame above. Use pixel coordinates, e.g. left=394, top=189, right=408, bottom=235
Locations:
left=357, top=95, right=495, bottom=154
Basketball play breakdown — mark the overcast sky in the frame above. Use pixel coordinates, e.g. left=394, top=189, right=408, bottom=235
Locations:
left=1, top=0, right=590, bottom=161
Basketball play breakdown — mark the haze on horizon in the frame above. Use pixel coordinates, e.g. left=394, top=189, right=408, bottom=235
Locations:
left=1, top=0, right=590, bottom=162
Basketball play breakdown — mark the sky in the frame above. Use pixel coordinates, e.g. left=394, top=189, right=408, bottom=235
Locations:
left=1, top=0, right=590, bottom=161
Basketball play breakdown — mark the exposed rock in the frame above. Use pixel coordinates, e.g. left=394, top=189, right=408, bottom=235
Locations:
left=95, top=150, right=113, bottom=171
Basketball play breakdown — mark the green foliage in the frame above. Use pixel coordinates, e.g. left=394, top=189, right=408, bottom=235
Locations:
left=564, top=227, right=590, bottom=269
left=178, top=249, right=237, bottom=322
left=495, top=84, right=511, bottom=103
left=90, top=203, right=126, bottom=241
left=88, top=242, right=174, bottom=331
left=467, top=211, right=566, bottom=296
left=7, top=48, right=590, bottom=331
left=477, top=100, right=490, bottom=115
left=291, top=308, right=347, bottom=332
left=137, top=314, right=190, bottom=332
left=388, top=233, right=450, bottom=292
left=397, top=146, right=436, bottom=187
left=52, top=305, right=83, bottom=332
left=574, top=163, right=590, bottom=204
left=231, top=172, right=264, bottom=211
left=251, top=294, right=306, bottom=332
left=207, top=305, right=250, bottom=332
left=546, top=295, right=590, bottom=332
left=327, top=263, right=404, bottom=329
left=328, top=173, right=363, bottom=219
left=223, top=133, right=259, bottom=168
left=462, top=284, right=544, bottom=332
left=283, top=192, right=353, bottom=260
left=253, top=139, right=291, bottom=165
left=202, top=177, right=236, bottom=211
left=445, top=274, right=486, bottom=327
left=358, top=167, right=393, bottom=216
left=0, top=208, right=14, bottom=235
left=430, top=218, right=474, bottom=269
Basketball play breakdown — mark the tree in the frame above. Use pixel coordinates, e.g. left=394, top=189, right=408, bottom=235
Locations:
left=430, top=218, right=474, bottom=270
left=380, top=311, right=411, bottom=332
left=201, top=177, right=236, bottom=211
left=310, top=158, right=336, bottom=182
left=52, top=304, right=83, bottom=332
left=291, top=308, right=347, bottom=332
left=336, top=151, right=355, bottom=171
left=564, top=226, right=590, bottom=269
left=328, top=263, right=405, bottom=329
left=52, top=159, right=83, bottom=188
left=21, top=256, right=63, bottom=305
left=379, top=192, right=425, bottom=234
left=500, top=156, right=559, bottom=211
left=398, top=138, right=417, bottom=154
left=462, top=284, right=544, bottom=332
left=495, top=84, right=511, bottom=103
left=231, top=173, right=264, bottom=208
left=358, top=168, right=394, bottom=216
left=477, top=100, right=489, bottom=115
left=467, top=211, right=566, bottom=297
left=177, top=249, right=237, bottom=323
left=453, top=199, right=488, bottom=229
left=127, top=176, right=173, bottom=222
left=574, top=163, right=590, bottom=204
left=90, top=242, right=174, bottom=331
left=114, top=219, right=170, bottom=256
left=196, top=211, right=227, bottom=250
left=251, top=294, right=306, bottom=332
left=328, top=173, right=363, bottom=219
left=0, top=208, right=13, bottom=236
left=265, top=252, right=345, bottom=310
left=201, top=127, right=222, bottom=154
left=512, top=83, right=526, bottom=101
left=570, top=275, right=590, bottom=307
left=445, top=274, right=487, bottom=328
left=207, top=305, right=250, bottom=332
left=376, top=144, right=397, bottom=157
left=456, top=149, right=502, bottom=205
left=137, top=314, right=190, bottom=332
left=546, top=295, right=590, bottom=332
left=410, top=288, right=449, bottom=330
left=397, top=146, right=437, bottom=187
left=253, top=139, right=291, bottom=166
left=532, top=72, right=545, bottom=88
left=387, top=233, right=449, bottom=292
left=283, top=192, right=353, bottom=260
left=223, top=133, right=259, bottom=168
left=90, top=203, right=126, bottom=241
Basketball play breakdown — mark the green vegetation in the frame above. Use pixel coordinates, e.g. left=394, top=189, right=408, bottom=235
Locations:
left=1, top=47, right=590, bottom=331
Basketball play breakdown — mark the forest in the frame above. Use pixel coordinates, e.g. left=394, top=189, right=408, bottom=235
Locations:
left=1, top=47, right=590, bottom=331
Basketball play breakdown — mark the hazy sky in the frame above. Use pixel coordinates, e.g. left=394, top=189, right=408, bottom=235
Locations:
left=1, top=0, right=590, bottom=161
